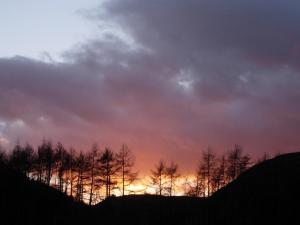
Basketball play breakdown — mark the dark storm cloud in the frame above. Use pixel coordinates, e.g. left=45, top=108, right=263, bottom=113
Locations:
left=1, top=0, right=300, bottom=171
left=100, top=0, right=300, bottom=67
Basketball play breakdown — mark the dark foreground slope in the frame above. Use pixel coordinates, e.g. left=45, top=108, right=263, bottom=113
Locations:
left=95, top=195, right=208, bottom=225
left=210, top=152, right=300, bottom=225
left=0, top=162, right=91, bottom=225
left=0, top=152, right=300, bottom=225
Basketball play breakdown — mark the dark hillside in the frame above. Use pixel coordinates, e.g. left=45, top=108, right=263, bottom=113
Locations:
left=210, top=152, right=300, bottom=225
left=95, top=195, right=207, bottom=225
left=0, top=162, right=91, bottom=225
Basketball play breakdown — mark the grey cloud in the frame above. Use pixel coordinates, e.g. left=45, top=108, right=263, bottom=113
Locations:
left=1, top=0, right=300, bottom=171
left=100, top=0, right=300, bottom=67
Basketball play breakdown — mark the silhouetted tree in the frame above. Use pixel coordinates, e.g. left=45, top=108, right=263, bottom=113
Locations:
left=165, top=162, right=180, bottom=196
left=74, top=152, right=90, bottom=202
left=116, top=144, right=137, bottom=196
left=67, top=148, right=77, bottom=197
left=36, top=145, right=44, bottom=182
left=98, top=148, right=119, bottom=198
left=9, top=142, right=22, bottom=171
left=199, top=148, right=216, bottom=196
left=54, top=142, right=68, bottom=191
left=61, top=149, right=72, bottom=195
left=150, top=159, right=166, bottom=195
left=184, top=173, right=206, bottom=197
left=36, top=140, right=56, bottom=185
left=23, top=143, right=35, bottom=176
left=88, top=144, right=99, bottom=205
left=226, top=144, right=251, bottom=182
left=0, top=145, right=7, bottom=164
left=239, top=155, right=251, bottom=173
left=212, top=155, right=227, bottom=192
left=41, top=140, right=55, bottom=185
left=9, top=142, right=34, bottom=176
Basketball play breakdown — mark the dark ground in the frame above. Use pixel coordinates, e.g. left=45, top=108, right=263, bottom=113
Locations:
left=0, top=152, right=299, bottom=225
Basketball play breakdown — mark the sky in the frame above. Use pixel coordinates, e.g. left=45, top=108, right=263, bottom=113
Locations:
left=1, top=0, right=300, bottom=174
left=0, top=0, right=100, bottom=60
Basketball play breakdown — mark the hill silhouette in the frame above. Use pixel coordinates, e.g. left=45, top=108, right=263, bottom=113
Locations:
left=0, top=153, right=299, bottom=225
left=0, top=162, right=91, bottom=225
left=95, top=195, right=208, bottom=225
left=210, top=152, right=300, bottom=225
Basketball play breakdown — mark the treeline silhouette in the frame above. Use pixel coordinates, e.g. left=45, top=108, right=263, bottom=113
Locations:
left=0, top=141, right=267, bottom=205
left=0, top=141, right=138, bottom=205
left=151, top=145, right=255, bottom=197
left=0, top=142, right=298, bottom=225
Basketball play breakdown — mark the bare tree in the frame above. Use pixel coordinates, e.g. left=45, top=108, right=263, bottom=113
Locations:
left=9, top=142, right=22, bottom=172
left=54, top=142, right=68, bottom=191
left=196, top=172, right=206, bottom=197
left=36, top=140, right=56, bottom=185
left=9, top=142, right=34, bottom=176
left=165, top=162, right=180, bottom=196
left=239, top=155, right=251, bottom=174
left=68, top=148, right=77, bottom=197
left=150, top=159, right=166, bottom=196
left=184, top=173, right=206, bottom=197
left=199, top=148, right=216, bottom=196
left=98, top=148, right=119, bottom=198
left=212, top=155, right=227, bottom=192
left=59, top=147, right=77, bottom=197
left=116, top=144, right=137, bottom=196
left=0, top=145, right=7, bottom=164
left=74, top=152, right=90, bottom=202
left=36, top=144, right=44, bottom=182
left=45, top=141, right=55, bottom=186
left=23, top=143, right=35, bottom=176
left=226, top=144, right=251, bottom=182
left=88, top=144, right=99, bottom=205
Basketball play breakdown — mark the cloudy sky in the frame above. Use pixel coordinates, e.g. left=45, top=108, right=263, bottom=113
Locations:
left=1, top=0, right=300, bottom=173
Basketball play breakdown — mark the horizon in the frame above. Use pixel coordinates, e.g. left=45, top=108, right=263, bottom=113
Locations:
left=0, top=139, right=273, bottom=202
